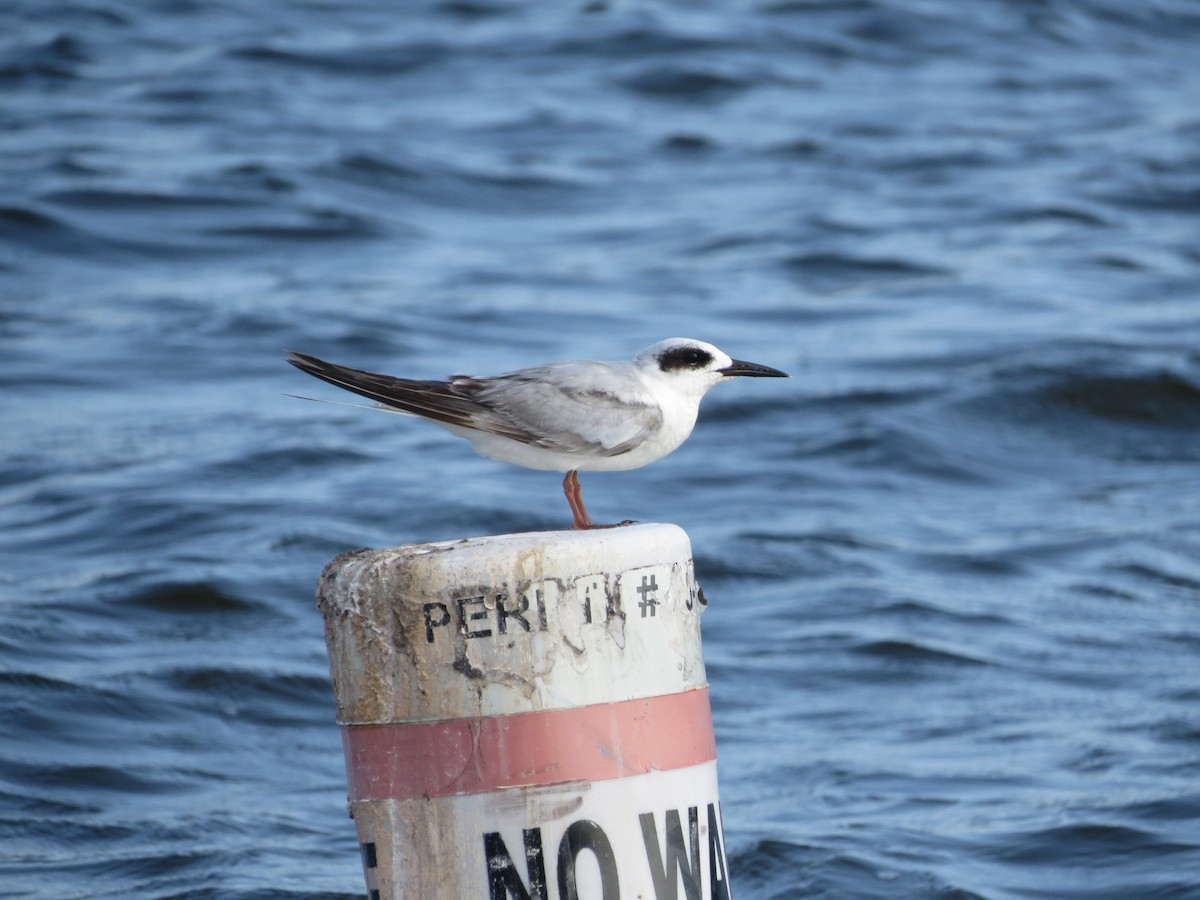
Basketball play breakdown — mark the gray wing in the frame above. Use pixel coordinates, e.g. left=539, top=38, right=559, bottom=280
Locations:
left=285, top=352, right=533, bottom=442
left=286, top=353, right=662, bottom=456
left=459, top=361, right=664, bottom=457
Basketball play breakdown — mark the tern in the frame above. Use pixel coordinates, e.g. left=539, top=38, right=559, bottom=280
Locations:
left=286, top=338, right=788, bottom=529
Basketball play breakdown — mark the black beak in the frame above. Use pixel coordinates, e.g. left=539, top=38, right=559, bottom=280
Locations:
left=719, top=358, right=789, bottom=378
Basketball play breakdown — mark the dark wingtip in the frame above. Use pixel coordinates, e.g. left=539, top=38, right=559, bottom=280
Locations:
left=285, top=350, right=322, bottom=371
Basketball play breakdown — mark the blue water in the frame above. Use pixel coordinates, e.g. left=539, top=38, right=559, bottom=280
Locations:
left=3, top=1, right=1200, bottom=897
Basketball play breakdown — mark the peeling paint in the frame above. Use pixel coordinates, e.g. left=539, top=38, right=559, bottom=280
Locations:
left=319, top=525, right=720, bottom=898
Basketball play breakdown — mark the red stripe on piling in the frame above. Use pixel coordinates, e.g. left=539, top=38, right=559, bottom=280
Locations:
left=342, top=687, right=716, bottom=801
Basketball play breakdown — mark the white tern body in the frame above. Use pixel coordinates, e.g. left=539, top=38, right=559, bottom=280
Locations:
left=287, top=337, right=787, bottom=528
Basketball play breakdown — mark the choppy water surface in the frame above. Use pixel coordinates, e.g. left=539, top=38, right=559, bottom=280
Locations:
left=3, top=1, right=1200, bottom=897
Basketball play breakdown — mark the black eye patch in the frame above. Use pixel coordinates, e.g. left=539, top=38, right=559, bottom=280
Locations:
left=658, top=346, right=714, bottom=372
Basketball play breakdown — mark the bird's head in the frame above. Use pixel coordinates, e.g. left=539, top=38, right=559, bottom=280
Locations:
left=636, top=338, right=789, bottom=396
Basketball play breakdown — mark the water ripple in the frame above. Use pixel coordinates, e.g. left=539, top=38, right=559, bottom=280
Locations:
left=4, top=0, right=1200, bottom=896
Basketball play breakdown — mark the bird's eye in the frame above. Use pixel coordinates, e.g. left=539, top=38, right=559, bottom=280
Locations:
left=659, top=345, right=715, bottom=372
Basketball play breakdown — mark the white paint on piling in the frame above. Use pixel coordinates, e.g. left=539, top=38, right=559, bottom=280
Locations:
left=318, top=523, right=731, bottom=900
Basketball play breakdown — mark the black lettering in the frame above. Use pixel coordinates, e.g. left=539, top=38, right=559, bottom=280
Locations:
left=535, top=589, right=548, bottom=631
left=557, top=819, right=619, bottom=900
left=483, top=829, right=547, bottom=900
left=708, top=803, right=730, bottom=900
left=458, top=596, right=493, bottom=639
left=422, top=602, right=450, bottom=643
left=361, top=840, right=380, bottom=900
left=579, top=578, right=606, bottom=625
left=524, top=828, right=548, bottom=899
left=640, top=808, right=701, bottom=900
left=496, top=593, right=531, bottom=635
left=636, top=574, right=659, bottom=618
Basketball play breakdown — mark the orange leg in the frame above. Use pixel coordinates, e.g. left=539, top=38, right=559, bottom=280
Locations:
left=562, top=470, right=634, bottom=530
left=563, top=470, right=595, bottom=529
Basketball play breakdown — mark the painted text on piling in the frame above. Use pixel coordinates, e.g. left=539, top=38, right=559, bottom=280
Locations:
left=420, top=563, right=702, bottom=646
left=483, top=802, right=731, bottom=900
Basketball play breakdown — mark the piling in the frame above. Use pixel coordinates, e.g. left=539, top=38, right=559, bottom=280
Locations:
left=317, top=523, right=731, bottom=899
